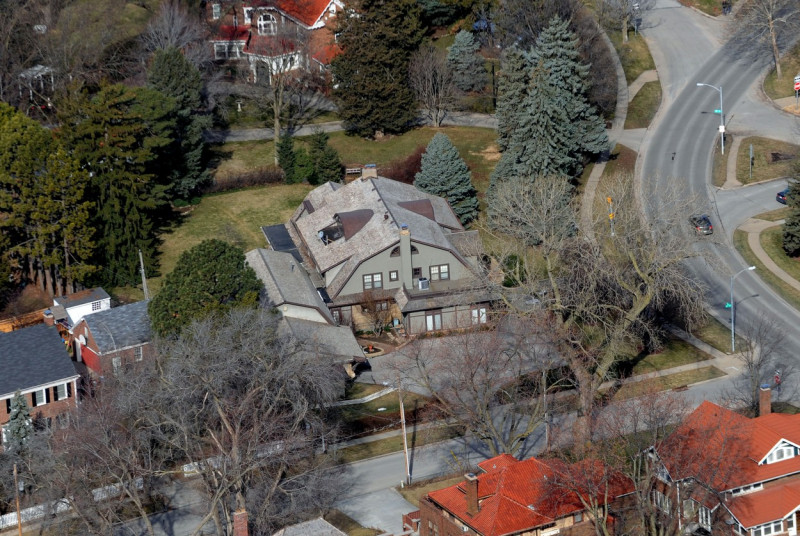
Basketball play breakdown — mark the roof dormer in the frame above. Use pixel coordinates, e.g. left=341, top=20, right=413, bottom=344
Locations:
left=759, top=440, right=800, bottom=465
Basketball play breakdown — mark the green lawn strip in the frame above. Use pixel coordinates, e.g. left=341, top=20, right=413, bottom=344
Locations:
left=761, top=226, right=800, bottom=283
left=735, top=137, right=799, bottom=185
left=397, top=475, right=464, bottom=506
left=336, top=390, right=431, bottom=424
left=692, top=315, right=742, bottom=354
left=677, top=0, right=727, bottom=16
left=764, top=43, right=800, bottom=100
left=712, top=134, right=727, bottom=187
left=610, top=367, right=726, bottom=400
left=344, top=382, right=388, bottom=400
left=591, top=144, right=637, bottom=232
left=334, top=426, right=463, bottom=464
left=152, top=183, right=313, bottom=291
left=608, top=33, right=656, bottom=84
left=630, top=338, right=713, bottom=375
left=624, top=81, right=662, bottom=129
left=324, top=510, right=383, bottom=536
left=757, top=207, right=791, bottom=222
left=734, top=229, right=800, bottom=312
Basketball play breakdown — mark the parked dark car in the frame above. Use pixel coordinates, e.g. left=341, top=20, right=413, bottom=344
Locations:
left=689, top=214, right=713, bottom=235
left=777, top=188, right=789, bottom=204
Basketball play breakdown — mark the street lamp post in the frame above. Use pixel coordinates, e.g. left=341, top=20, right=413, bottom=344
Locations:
left=696, top=82, right=725, bottom=155
left=730, top=266, right=756, bottom=353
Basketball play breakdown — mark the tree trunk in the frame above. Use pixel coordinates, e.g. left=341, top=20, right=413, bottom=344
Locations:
left=622, top=15, right=629, bottom=43
left=770, top=18, right=782, bottom=78
left=572, top=365, right=595, bottom=454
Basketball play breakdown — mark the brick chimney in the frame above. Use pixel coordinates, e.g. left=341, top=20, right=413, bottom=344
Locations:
left=760, top=384, right=772, bottom=416
left=465, top=473, right=479, bottom=516
left=233, top=509, right=249, bottom=536
left=43, top=310, right=55, bottom=326
left=399, top=224, right=413, bottom=290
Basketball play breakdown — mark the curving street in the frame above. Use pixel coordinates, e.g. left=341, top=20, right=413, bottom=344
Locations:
left=640, top=0, right=800, bottom=367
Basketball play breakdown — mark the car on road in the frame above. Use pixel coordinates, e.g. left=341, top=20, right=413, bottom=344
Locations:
left=777, top=188, right=789, bottom=204
left=689, top=214, right=713, bottom=235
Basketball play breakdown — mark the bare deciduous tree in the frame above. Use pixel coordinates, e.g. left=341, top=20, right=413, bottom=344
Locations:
left=392, top=314, right=565, bottom=457
left=595, top=0, right=653, bottom=42
left=409, top=43, right=456, bottom=128
left=733, top=0, right=800, bottom=79
left=141, top=0, right=209, bottom=68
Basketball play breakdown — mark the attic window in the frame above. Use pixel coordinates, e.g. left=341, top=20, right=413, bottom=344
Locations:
left=764, top=444, right=796, bottom=464
left=257, top=13, right=277, bottom=35
left=390, top=245, right=419, bottom=257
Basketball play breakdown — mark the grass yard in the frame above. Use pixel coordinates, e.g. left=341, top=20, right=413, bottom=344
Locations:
left=762, top=226, right=800, bottom=286
left=629, top=338, right=714, bottom=375
left=677, top=0, right=729, bottom=16
left=611, top=367, right=726, bottom=400
left=764, top=43, right=800, bottom=100
left=609, top=33, right=656, bottom=84
left=345, top=382, right=388, bottom=400
left=334, top=425, right=463, bottom=464
left=152, top=183, right=313, bottom=292
left=624, top=81, right=662, bottom=129
left=734, top=229, right=800, bottom=312
left=592, top=144, right=637, bottom=227
left=692, top=315, right=743, bottom=354
left=397, top=475, right=464, bottom=506
left=757, top=207, right=791, bottom=222
left=324, top=510, right=383, bottom=536
left=712, top=134, right=728, bottom=187
left=735, top=137, right=799, bottom=185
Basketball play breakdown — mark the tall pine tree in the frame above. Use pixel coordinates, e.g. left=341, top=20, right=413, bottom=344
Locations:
left=447, top=30, right=487, bottom=93
left=308, top=130, right=343, bottom=185
left=331, top=0, right=423, bottom=137
left=277, top=132, right=296, bottom=183
left=494, top=47, right=530, bottom=152
left=414, top=133, right=478, bottom=224
left=147, top=47, right=210, bottom=200
left=783, top=176, right=800, bottom=256
left=58, top=83, right=176, bottom=287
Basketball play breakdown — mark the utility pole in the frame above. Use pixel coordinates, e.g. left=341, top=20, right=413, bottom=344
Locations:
left=139, top=249, right=150, bottom=300
left=399, top=384, right=411, bottom=486
left=14, top=463, right=22, bottom=536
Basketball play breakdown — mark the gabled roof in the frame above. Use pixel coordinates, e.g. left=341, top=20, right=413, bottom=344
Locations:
left=54, top=288, right=109, bottom=309
left=82, top=301, right=152, bottom=354
left=426, top=454, right=633, bottom=536
left=657, top=401, right=800, bottom=491
left=0, top=324, right=78, bottom=398
left=274, top=0, right=336, bottom=28
left=246, top=249, right=334, bottom=323
left=279, top=317, right=363, bottom=361
left=727, top=477, right=800, bottom=528
left=289, top=177, right=469, bottom=298
left=273, top=516, right=346, bottom=536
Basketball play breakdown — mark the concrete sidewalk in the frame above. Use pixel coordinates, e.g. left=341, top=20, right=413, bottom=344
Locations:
left=739, top=218, right=800, bottom=292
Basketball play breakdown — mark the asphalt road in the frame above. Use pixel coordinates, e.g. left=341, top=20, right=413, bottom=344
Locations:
left=640, top=1, right=800, bottom=376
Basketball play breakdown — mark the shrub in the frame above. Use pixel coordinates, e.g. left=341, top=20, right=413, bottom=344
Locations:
left=379, top=145, right=426, bottom=184
left=203, top=167, right=284, bottom=194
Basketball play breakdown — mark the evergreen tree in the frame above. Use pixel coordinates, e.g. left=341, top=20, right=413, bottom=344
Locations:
left=58, top=83, right=176, bottom=287
left=293, top=147, right=315, bottom=184
left=148, top=47, right=210, bottom=199
left=308, top=130, right=343, bottom=185
left=447, top=30, right=487, bottom=93
left=148, top=239, right=261, bottom=337
left=414, top=133, right=479, bottom=224
left=5, top=391, right=32, bottom=453
left=277, top=132, right=296, bottom=183
left=331, top=0, right=424, bottom=137
left=783, top=177, right=800, bottom=256
left=495, top=47, right=530, bottom=152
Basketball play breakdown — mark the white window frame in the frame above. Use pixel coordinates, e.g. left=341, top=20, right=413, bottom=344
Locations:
left=91, top=300, right=102, bottom=311
left=471, top=307, right=487, bottom=325
left=787, top=516, right=794, bottom=532
left=699, top=506, right=712, bottom=530
left=112, top=356, right=121, bottom=375
left=54, top=383, right=67, bottom=401
left=257, top=13, right=277, bottom=36
left=32, top=389, right=46, bottom=407
left=243, top=7, right=253, bottom=23
left=389, top=270, right=398, bottom=282
left=134, top=346, right=143, bottom=362
left=212, top=3, right=221, bottom=19
left=766, top=444, right=795, bottom=464
left=653, top=490, right=672, bottom=513
left=426, top=311, right=443, bottom=332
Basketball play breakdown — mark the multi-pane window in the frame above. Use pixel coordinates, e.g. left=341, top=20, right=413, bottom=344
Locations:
left=214, top=43, right=243, bottom=60
left=332, top=309, right=341, bottom=324
left=653, top=490, right=671, bottom=513
left=752, top=520, right=783, bottom=536
left=430, top=264, right=449, bottom=281
left=765, top=444, right=795, bottom=464
left=54, top=383, right=67, bottom=401
left=243, top=7, right=253, bottom=23
left=258, top=13, right=277, bottom=35
left=699, top=506, right=712, bottom=530
left=134, top=346, right=143, bottom=362
left=363, top=273, right=382, bottom=290
left=412, top=267, right=422, bottom=279
left=389, top=270, right=399, bottom=282
left=425, top=312, right=442, bottom=332
left=212, top=3, right=221, bottom=19
left=471, top=307, right=487, bottom=325
left=32, top=389, right=47, bottom=407
left=112, top=356, right=121, bottom=375
left=91, top=301, right=102, bottom=311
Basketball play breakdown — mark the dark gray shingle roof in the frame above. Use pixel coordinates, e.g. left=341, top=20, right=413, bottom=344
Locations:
left=0, top=324, right=78, bottom=397
left=83, top=301, right=152, bottom=354
left=53, top=287, right=110, bottom=308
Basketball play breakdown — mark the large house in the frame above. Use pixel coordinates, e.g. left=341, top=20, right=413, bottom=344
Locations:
left=651, top=394, right=800, bottom=536
left=208, top=0, right=343, bottom=81
left=264, top=176, right=493, bottom=335
left=0, top=324, right=80, bottom=447
left=416, top=453, right=634, bottom=536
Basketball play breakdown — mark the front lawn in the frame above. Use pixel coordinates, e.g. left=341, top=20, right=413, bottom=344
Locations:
left=735, top=137, right=799, bottom=185
left=629, top=338, right=714, bottom=375
left=611, top=367, right=726, bottom=400
left=734, top=228, right=800, bottom=312
left=625, top=81, right=662, bottom=129
left=609, top=32, right=656, bottom=84
left=764, top=42, right=800, bottom=100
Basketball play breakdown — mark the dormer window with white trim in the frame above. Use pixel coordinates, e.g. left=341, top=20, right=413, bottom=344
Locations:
left=91, top=300, right=102, bottom=311
left=258, top=13, right=277, bottom=35
left=243, top=7, right=253, bottom=24
left=762, top=441, right=797, bottom=464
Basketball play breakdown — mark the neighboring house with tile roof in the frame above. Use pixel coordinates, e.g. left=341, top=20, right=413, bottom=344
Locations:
left=267, top=176, right=493, bottom=335
left=650, top=395, right=800, bottom=536
left=71, top=301, right=153, bottom=378
left=417, top=453, right=634, bottom=536
left=0, top=324, right=79, bottom=448
left=51, top=287, right=111, bottom=328
left=207, top=0, right=343, bottom=79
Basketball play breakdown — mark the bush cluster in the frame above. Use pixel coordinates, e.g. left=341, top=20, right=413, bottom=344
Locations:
left=203, top=168, right=284, bottom=194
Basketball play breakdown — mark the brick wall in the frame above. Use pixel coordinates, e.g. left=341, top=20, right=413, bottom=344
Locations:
left=0, top=381, right=77, bottom=430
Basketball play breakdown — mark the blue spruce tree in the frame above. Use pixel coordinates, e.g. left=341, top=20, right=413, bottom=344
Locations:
left=447, top=30, right=487, bottom=93
left=414, top=133, right=478, bottom=224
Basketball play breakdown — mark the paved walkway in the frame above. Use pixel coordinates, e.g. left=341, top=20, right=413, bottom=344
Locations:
left=739, top=218, right=800, bottom=291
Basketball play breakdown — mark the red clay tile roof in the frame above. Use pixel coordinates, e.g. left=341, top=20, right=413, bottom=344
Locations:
left=311, top=42, right=340, bottom=65
left=426, top=455, right=633, bottom=536
left=274, top=0, right=332, bottom=27
left=728, top=477, right=800, bottom=528
left=657, top=401, right=800, bottom=491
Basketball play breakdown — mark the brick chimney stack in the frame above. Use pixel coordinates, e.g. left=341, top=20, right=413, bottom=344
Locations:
left=399, top=224, right=413, bottom=290
left=465, top=473, right=479, bottom=516
left=43, top=310, right=55, bottom=326
left=760, top=384, right=772, bottom=416
left=233, top=509, right=249, bottom=536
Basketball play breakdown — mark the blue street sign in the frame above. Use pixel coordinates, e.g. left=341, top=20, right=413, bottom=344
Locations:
left=714, top=109, right=722, bottom=114
left=725, top=302, right=732, bottom=308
